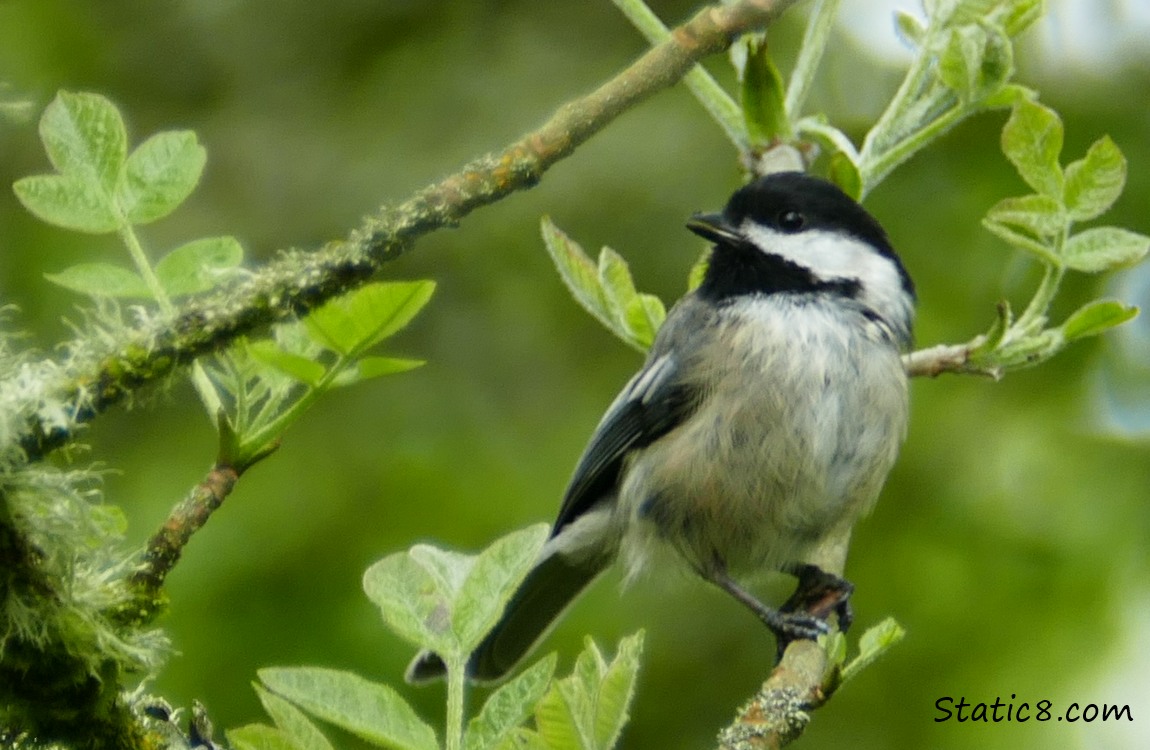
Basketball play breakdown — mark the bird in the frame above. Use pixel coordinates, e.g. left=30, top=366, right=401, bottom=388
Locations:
left=408, top=170, right=915, bottom=684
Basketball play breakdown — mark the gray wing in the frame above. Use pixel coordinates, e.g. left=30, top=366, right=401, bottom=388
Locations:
left=551, top=351, right=700, bottom=535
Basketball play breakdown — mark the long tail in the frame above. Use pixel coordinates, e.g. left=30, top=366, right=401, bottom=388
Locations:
left=406, top=550, right=609, bottom=684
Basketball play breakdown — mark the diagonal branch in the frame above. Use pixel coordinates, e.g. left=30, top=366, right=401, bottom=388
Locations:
left=8, top=0, right=801, bottom=465
left=126, top=460, right=241, bottom=616
left=716, top=640, right=831, bottom=749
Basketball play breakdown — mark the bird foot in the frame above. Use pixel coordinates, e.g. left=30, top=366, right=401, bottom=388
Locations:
left=774, top=564, right=854, bottom=660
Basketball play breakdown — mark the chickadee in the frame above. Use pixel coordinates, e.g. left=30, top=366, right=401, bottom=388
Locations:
left=409, top=171, right=915, bottom=683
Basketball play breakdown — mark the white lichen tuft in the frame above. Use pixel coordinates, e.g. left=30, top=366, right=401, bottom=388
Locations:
left=1, top=464, right=171, bottom=675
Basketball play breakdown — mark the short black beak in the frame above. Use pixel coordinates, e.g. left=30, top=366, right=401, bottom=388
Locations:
left=686, top=212, right=741, bottom=244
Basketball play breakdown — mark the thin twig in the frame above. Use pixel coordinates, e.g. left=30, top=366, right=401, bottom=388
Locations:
left=903, top=342, right=1001, bottom=379
left=8, top=0, right=800, bottom=465
left=128, top=461, right=240, bottom=608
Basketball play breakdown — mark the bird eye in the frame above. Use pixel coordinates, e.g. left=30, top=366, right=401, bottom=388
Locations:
left=778, top=210, right=805, bottom=232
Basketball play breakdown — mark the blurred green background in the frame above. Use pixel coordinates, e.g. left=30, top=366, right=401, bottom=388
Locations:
left=2, top=1, right=1148, bottom=748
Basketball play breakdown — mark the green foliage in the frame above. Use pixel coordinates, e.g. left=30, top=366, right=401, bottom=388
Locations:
left=42, top=237, right=245, bottom=299
left=12, top=89, right=439, bottom=472
left=464, top=656, right=556, bottom=750
left=970, top=99, right=1148, bottom=372
left=839, top=618, right=907, bottom=684
left=532, top=634, right=643, bottom=750
left=13, top=89, right=241, bottom=425
left=254, top=686, right=337, bottom=750
left=738, top=37, right=790, bottom=146
left=541, top=217, right=665, bottom=352
left=305, top=282, right=434, bottom=362
left=229, top=723, right=309, bottom=750
left=154, top=237, right=245, bottom=297
left=14, top=91, right=206, bottom=234
left=818, top=618, right=907, bottom=697
left=854, top=0, right=1040, bottom=192
left=4, top=90, right=441, bottom=745
left=609, top=0, right=1054, bottom=254
left=3, top=4, right=1147, bottom=749
left=14, top=91, right=240, bottom=309
left=362, top=524, right=549, bottom=661
left=216, top=281, right=435, bottom=468
left=1000, top=96, right=1063, bottom=198
left=43, top=262, right=153, bottom=298
left=237, top=528, right=642, bottom=750
left=578, top=0, right=1146, bottom=381
left=253, top=668, right=438, bottom=750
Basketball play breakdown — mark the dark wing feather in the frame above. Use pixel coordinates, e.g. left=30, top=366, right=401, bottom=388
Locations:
left=551, top=353, right=699, bottom=535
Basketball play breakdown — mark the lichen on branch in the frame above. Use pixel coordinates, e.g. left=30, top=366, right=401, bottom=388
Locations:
left=4, top=0, right=801, bottom=467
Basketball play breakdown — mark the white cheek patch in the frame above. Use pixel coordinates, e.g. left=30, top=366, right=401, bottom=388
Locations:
left=742, top=223, right=912, bottom=334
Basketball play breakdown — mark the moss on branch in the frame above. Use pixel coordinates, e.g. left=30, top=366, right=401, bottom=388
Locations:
left=8, top=0, right=799, bottom=465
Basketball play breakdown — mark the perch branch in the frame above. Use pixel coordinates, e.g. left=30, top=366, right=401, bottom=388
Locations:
left=903, top=341, right=1002, bottom=379
left=127, top=460, right=240, bottom=614
left=716, top=640, right=831, bottom=749
left=7, top=0, right=801, bottom=465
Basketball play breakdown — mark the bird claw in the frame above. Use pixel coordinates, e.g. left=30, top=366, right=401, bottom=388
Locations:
left=763, top=609, right=830, bottom=641
left=772, top=564, right=855, bottom=660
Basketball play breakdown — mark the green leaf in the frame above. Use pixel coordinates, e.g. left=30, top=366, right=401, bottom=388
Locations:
left=1063, top=135, right=1126, bottom=222
left=44, top=262, right=150, bottom=298
left=828, top=152, right=863, bottom=201
left=494, top=729, right=549, bottom=750
left=971, top=299, right=1013, bottom=355
left=255, top=685, right=335, bottom=750
left=596, top=248, right=665, bottom=349
left=259, top=667, right=438, bottom=750
left=541, top=218, right=659, bottom=352
left=939, top=0, right=1041, bottom=35
left=982, top=82, right=1036, bottom=110
left=591, top=633, right=643, bottom=750
left=117, top=130, right=207, bottom=224
left=629, top=295, right=666, bottom=350
left=363, top=525, right=547, bottom=658
left=228, top=723, right=305, bottom=750
left=305, top=281, right=435, bottom=357
left=332, top=356, right=425, bottom=387
left=981, top=218, right=1059, bottom=265
left=976, top=23, right=1013, bottom=93
left=796, top=115, right=860, bottom=163
left=597, top=247, right=640, bottom=324
left=363, top=546, right=465, bottom=657
left=822, top=630, right=848, bottom=669
left=922, top=0, right=956, bottom=24
left=39, top=91, right=126, bottom=194
left=13, top=174, right=119, bottom=233
left=938, top=24, right=1012, bottom=101
left=894, top=10, right=925, bottom=46
left=1001, top=99, right=1064, bottom=197
left=997, top=0, right=1044, bottom=36
left=686, top=247, right=709, bottom=292
left=739, top=38, right=789, bottom=144
left=984, top=194, right=1065, bottom=239
left=1063, top=227, right=1150, bottom=273
left=452, top=524, right=549, bottom=653
left=155, top=235, right=243, bottom=297
left=1061, top=300, right=1138, bottom=341
left=541, top=218, right=614, bottom=328
left=535, top=633, right=643, bottom=750
left=247, top=339, right=326, bottom=387
left=841, top=617, right=905, bottom=684
left=465, top=654, right=557, bottom=750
